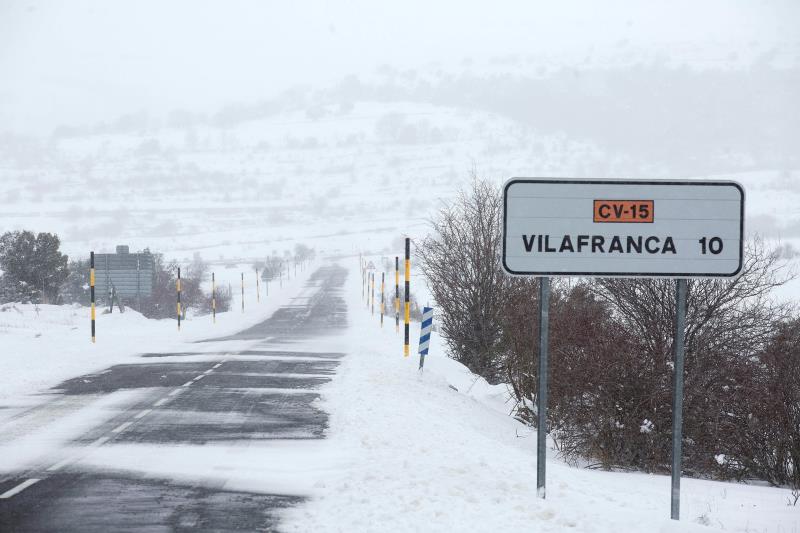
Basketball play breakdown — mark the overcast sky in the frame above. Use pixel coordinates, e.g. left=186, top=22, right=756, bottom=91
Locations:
left=1, top=0, right=798, bottom=135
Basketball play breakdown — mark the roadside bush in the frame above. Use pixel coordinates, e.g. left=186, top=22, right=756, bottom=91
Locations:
left=60, top=258, right=90, bottom=305
left=422, top=178, right=798, bottom=485
left=0, top=230, right=68, bottom=304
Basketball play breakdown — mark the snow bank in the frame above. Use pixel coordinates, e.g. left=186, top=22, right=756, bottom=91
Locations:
left=281, top=263, right=798, bottom=533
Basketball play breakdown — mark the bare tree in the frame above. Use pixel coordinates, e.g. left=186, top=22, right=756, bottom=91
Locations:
left=418, top=177, right=510, bottom=382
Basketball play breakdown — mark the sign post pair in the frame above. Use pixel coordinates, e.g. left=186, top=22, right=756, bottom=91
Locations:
left=502, top=178, right=744, bottom=520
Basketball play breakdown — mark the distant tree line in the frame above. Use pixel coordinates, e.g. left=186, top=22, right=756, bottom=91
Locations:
left=0, top=230, right=230, bottom=319
left=419, top=179, right=799, bottom=494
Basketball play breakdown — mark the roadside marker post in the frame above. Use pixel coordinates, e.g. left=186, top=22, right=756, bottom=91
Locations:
left=370, top=272, right=375, bottom=316
left=241, top=273, right=244, bottom=312
left=404, top=238, right=410, bottom=357
left=90, top=251, right=96, bottom=343
left=212, top=272, right=216, bottom=323
left=395, top=256, right=400, bottom=333
left=256, top=269, right=260, bottom=303
left=177, top=267, right=182, bottom=331
left=418, top=307, right=433, bottom=370
left=380, top=272, right=385, bottom=327
left=502, top=178, right=744, bottom=516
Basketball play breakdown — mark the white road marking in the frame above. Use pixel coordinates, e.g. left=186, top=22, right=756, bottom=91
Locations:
left=47, top=457, right=73, bottom=472
left=212, top=363, right=222, bottom=369
left=134, top=409, right=152, bottom=419
left=111, top=421, right=133, bottom=434
left=193, top=374, right=205, bottom=381
left=168, top=389, right=182, bottom=397
left=181, top=381, right=194, bottom=387
left=0, top=478, right=40, bottom=499
left=89, top=436, right=109, bottom=447
left=154, top=397, right=169, bottom=406
left=203, top=369, right=214, bottom=374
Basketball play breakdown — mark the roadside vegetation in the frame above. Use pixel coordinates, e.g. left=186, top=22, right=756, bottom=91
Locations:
left=419, top=178, right=800, bottom=495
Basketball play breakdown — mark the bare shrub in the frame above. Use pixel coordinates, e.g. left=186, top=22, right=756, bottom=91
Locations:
left=417, top=178, right=510, bottom=382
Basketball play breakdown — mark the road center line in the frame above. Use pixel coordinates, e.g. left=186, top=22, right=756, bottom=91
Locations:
left=203, top=369, right=214, bottom=374
left=111, top=421, right=133, bottom=434
left=154, top=397, right=169, bottom=406
left=168, top=389, right=182, bottom=397
left=89, top=436, right=109, bottom=448
left=47, top=457, right=73, bottom=472
left=134, top=408, right=152, bottom=419
left=0, top=478, right=40, bottom=499
left=181, top=380, right=194, bottom=387
left=193, top=374, right=205, bottom=381
left=212, top=363, right=222, bottom=369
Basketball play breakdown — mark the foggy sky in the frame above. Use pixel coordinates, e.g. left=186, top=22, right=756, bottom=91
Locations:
left=1, top=0, right=798, bottom=136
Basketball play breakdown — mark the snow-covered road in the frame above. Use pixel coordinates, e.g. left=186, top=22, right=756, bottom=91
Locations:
left=0, top=264, right=348, bottom=531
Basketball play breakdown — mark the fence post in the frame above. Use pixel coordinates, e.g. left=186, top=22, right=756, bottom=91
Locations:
left=90, top=252, right=96, bottom=343
left=418, top=307, right=433, bottom=370
left=404, top=238, right=410, bottom=357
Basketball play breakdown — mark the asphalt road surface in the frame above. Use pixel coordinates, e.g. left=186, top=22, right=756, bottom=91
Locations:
left=0, top=264, right=348, bottom=532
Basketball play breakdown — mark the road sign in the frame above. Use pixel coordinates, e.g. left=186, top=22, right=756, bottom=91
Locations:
left=93, top=245, right=154, bottom=303
left=502, top=179, right=744, bottom=278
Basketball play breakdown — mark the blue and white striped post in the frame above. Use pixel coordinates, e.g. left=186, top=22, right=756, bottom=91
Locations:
left=418, top=307, right=434, bottom=370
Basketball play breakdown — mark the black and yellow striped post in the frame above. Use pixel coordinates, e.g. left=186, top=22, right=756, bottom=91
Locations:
left=90, top=251, right=96, bottom=343
left=256, top=269, right=260, bottom=303
left=395, top=256, right=400, bottom=333
left=177, top=267, right=182, bottom=331
left=241, top=272, right=245, bottom=312
left=212, top=272, right=216, bottom=324
left=404, top=238, right=410, bottom=357
left=380, top=272, right=385, bottom=328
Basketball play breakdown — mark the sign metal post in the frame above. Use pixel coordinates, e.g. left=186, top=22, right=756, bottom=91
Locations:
left=536, top=276, right=550, bottom=499
left=671, top=278, right=687, bottom=520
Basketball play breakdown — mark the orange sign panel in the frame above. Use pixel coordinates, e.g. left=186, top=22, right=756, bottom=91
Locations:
left=593, top=200, right=654, bottom=223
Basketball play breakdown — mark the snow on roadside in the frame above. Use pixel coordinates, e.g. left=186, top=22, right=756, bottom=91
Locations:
left=281, top=264, right=798, bottom=533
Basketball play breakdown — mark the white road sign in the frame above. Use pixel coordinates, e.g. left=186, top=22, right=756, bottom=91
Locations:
left=502, top=178, right=744, bottom=277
